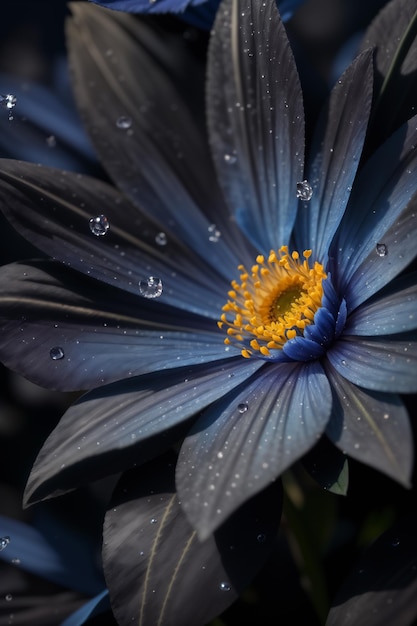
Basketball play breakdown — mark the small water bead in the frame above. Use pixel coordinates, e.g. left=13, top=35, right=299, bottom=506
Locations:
left=116, top=116, right=132, bottom=130
left=237, top=403, right=248, bottom=413
left=139, top=276, right=163, bottom=298
left=392, top=537, right=400, bottom=547
left=376, top=242, right=388, bottom=257
left=208, top=224, right=221, bottom=242
left=219, top=582, right=231, bottom=592
left=256, top=533, right=267, bottom=543
left=5, top=594, right=12, bottom=602
left=89, top=215, right=110, bottom=236
left=296, top=180, right=313, bottom=201
left=0, top=537, right=10, bottom=551
left=46, top=135, right=56, bottom=148
left=155, top=231, right=167, bottom=246
left=224, top=153, right=237, bottom=164
left=49, top=346, right=65, bottom=361
left=150, top=518, right=157, bottom=524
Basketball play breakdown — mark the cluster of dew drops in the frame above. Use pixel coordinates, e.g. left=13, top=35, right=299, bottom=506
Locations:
left=0, top=94, right=17, bottom=120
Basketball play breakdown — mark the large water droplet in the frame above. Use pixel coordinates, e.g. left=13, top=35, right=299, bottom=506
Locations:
left=49, top=346, right=65, bottom=361
left=219, top=582, right=231, bottom=592
left=116, top=116, right=132, bottom=129
left=0, top=537, right=10, bottom=551
left=296, top=180, right=313, bottom=201
left=208, top=224, right=221, bottom=242
left=238, top=403, right=248, bottom=413
left=139, top=276, right=163, bottom=298
left=89, top=215, right=110, bottom=236
left=376, top=242, right=388, bottom=257
left=155, top=232, right=167, bottom=246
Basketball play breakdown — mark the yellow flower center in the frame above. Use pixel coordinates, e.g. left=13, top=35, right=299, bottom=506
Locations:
left=218, top=246, right=326, bottom=358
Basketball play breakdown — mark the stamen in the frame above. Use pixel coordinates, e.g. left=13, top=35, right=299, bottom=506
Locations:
left=218, top=246, right=326, bottom=358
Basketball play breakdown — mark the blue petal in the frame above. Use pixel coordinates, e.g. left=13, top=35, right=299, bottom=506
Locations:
left=177, top=360, right=332, bottom=538
left=345, top=272, right=417, bottom=335
left=325, top=363, right=413, bottom=487
left=327, top=332, right=417, bottom=393
left=0, top=515, right=103, bottom=595
left=61, top=590, right=110, bottom=626
left=329, top=115, right=417, bottom=307
left=283, top=336, right=327, bottom=360
left=207, top=0, right=304, bottom=252
left=294, top=49, right=373, bottom=262
left=24, top=358, right=263, bottom=504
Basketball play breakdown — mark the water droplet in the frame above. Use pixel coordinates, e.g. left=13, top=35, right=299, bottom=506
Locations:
left=376, top=242, right=388, bottom=257
left=238, top=403, right=248, bottom=413
left=46, top=135, right=56, bottom=148
left=296, top=180, right=313, bottom=201
left=219, top=582, right=231, bottom=592
left=1, top=94, right=16, bottom=119
left=257, top=533, right=267, bottom=543
left=0, top=537, right=10, bottom=551
left=116, top=116, right=132, bottom=129
left=150, top=518, right=157, bottom=524
left=224, top=153, right=237, bottom=164
left=89, top=215, right=110, bottom=236
left=49, top=346, right=64, bottom=361
left=208, top=223, right=221, bottom=242
left=392, top=537, right=400, bottom=547
left=11, top=558, right=20, bottom=565
left=5, top=594, right=12, bottom=602
left=155, top=232, right=167, bottom=246
left=139, top=276, right=163, bottom=298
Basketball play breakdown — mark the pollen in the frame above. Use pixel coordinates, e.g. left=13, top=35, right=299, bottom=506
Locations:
left=218, top=246, right=326, bottom=358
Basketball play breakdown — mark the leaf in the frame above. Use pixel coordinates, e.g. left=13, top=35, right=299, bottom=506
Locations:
left=326, top=513, right=417, bottom=626
left=102, top=451, right=282, bottom=626
left=301, top=436, right=349, bottom=496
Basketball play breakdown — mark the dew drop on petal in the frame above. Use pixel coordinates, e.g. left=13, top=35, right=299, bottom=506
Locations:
left=219, top=582, right=231, bottom=592
left=238, top=403, right=248, bottom=413
left=49, top=346, right=65, bottom=361
left=376, top=242, right=388, bottom=257
left=257, top=533, right=267, bottom=543
left=0, top=94, right=16, bottom=110
left=150, top=518, right=157, bottom=524
left=89, top=215, right=110, bottom=236
left=139, top=276, right=163, bottom=298
left=208, top=223, right=221, bottom=242
left=392, top=537, right=400, bottom=547
left=296, top=180, right=313, bottom=201
left=116, top=116, right=132, bottom=129
left=5, top=594, right=12, bottom=602
left=155, top=232, right=167, bottom=246
left=46, top=135, right=56, bottom=148
left=0, top=537, right=10, bottom=551
left=224, top=153, right=237, bottom=164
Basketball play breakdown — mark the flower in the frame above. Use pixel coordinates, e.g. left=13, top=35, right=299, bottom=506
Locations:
left=0, top=0, right=416, bottom=622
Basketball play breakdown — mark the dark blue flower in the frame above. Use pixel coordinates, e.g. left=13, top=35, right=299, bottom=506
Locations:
left=0, top=0, right=415, bottom=552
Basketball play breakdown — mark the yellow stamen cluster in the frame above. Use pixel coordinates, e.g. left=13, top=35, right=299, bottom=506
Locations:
left=218, top=246, right=326, bottom=358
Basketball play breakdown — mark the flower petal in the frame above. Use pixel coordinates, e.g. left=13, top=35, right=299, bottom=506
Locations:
left=327, top=332, right=417, bottom=393
left=294, top=49, right=373, bottom=261
left=60, top=590, right=110, bottom=626
left=359, top=0, right=417, bottom=151
left=325, top=363, right=413, bottom=486
left=0, top=159, right=229, bottom=316
left=326, top=513, right=417, bottom=626
left=24, top=357, right=262, bottom=505
left=103, top=452, right=282, bottom=626
left=0, top=261, right=227, bottom=391
left=329, top=115, right=417, bottom=307
left=345, top=271, right=417, bottom=335
left=67, top=2, right=250, bottom=276
left=207, top=0, right=304, bottom=252
left=177, top=360, right=332, bottom=538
